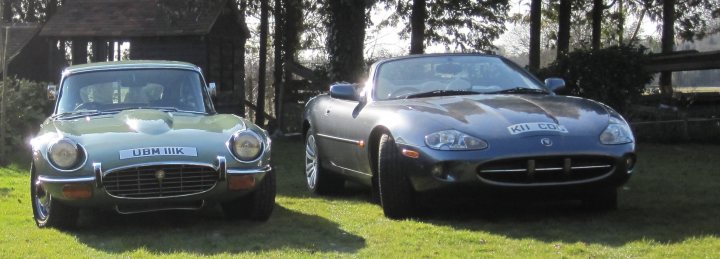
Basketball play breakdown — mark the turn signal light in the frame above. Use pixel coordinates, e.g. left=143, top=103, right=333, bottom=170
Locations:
left=401, top=149, right=420, bottom=159
left=62, top=184, right=92, bottom=199
left=229, top=175, right=256, bottom=190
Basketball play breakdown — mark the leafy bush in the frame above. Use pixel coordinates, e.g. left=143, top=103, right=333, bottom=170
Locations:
left=0, top=77, right=53, bottom=149
left=537, top=45, right=653, bottom=113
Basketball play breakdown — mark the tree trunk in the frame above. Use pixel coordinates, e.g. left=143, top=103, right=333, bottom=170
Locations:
left=47, top=0, right=58, bottom=17
left=617, top=0, right=624, bottom=44
left=592, top=0, right=603, bottom=50
left=283, top=0, right=301, bottom=82
left=273, top=0, right=284, bottom=133
left=256, top=0, right=269, bottom=126
left=326, top=0, right=367, bottom=83
left=409, top=0, right=426, bottom=54
left=529, top=0, right=541, bottom=72
left=660, top=0, right=675, bottom=100
left=557, top=0, right=571, bottom=59
left=2, top=0, right=11, bottom=22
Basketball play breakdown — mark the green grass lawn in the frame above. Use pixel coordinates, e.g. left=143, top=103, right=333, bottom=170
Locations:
left=2, top=140, right=719, bottom=258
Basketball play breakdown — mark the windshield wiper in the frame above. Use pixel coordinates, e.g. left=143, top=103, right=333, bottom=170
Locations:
left=403, top=89, right=481, bottom=99
left=486, top=87, right=548, bottom=95
left=52, top=110, right=101, bottom=119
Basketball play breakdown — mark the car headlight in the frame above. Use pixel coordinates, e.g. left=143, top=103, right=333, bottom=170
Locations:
left=425, top=130, right=488, bottom=150
left=230, top=130, right=264, bottom=161
left=600, top=117, right=634, bottom=145
left=48, top=138, right=83, bottom=170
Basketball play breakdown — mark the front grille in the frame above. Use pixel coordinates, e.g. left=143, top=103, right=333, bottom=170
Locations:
left=104, top=164, right=218, bottom=198
left=477, top=156, right=615, bottom=184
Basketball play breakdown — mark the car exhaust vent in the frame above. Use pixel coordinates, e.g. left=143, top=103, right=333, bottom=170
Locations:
left=104, top=164, right=218, bottom=198
left=477, top=156, right=614, bottom=184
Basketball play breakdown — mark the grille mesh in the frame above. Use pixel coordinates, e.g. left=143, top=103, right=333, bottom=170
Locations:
left=477, top=156, right=614, bottom=184
left=104, top=164, right=218, bottom=198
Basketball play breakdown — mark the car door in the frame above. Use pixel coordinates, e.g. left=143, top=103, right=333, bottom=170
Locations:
left=319, top=96, right=366, bottom=173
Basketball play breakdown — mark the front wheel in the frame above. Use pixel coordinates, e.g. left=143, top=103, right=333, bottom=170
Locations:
left=222, top=169, right=276, bottom=221
left=305, top=127, right=345, bottom=194
left=31, top=163, right=79, bottom=228
left=378, top=133, right=415, bottom=219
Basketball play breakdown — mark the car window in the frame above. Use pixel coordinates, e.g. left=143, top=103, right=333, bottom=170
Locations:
left=374, top=56, right=544, bottom=100
left=57, top=69, right=211, bottom=114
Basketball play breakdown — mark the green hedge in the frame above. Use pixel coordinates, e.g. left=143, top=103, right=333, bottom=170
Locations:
left=537, top=45, right=653, bottom=114
left=0, top=77, right=53, bottom=149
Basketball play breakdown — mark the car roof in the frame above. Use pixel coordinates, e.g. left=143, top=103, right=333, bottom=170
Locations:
left=63, top=60, right=201, bottom=75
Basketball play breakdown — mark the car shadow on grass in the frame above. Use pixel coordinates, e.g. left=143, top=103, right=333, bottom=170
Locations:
left=412, top=191, right=720, bottom=246
left=68, top=204, right=366, bottom=256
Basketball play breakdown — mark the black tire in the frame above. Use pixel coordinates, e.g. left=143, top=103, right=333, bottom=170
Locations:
left=582, top=188, right=618, bottom=211
left=305, top=127, right=345, bottom=195
left=378, top=133, right=415, bottom=219
left=222, top=169, right=276, bottom=221
left=31, top=163, right=79, bottom=228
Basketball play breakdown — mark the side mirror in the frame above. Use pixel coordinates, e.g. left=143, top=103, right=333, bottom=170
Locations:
left=544, top=78, right=566, bottom=93
left=47, top=84, right=57, bottom=101
left=329, top=84, right=359, bottom=101
left=208, top=82, right=217, bottom=97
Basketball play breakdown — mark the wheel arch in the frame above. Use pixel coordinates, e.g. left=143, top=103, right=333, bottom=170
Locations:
left=368, top=125, right=391, bottom=178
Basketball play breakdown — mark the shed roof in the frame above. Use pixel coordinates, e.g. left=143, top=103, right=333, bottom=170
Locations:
left=0, top=23, right=42, bottom=63
left=39, top=0, right=230, bottom=38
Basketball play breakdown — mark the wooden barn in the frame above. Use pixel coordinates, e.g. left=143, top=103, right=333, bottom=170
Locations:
left=0, top=23, right=61, bottom=82
left=38, top=0, right=249, bottom=114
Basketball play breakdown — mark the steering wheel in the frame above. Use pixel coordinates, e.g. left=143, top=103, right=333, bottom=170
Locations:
left=390, top=87, right=420, bottom=98
left=74, top=102, right=99, bottom=111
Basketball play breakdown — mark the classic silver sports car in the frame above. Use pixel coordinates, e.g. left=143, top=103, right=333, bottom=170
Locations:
left=303, top=54, right=636, bottom=219
left=31, top=61, right=274, bottom=228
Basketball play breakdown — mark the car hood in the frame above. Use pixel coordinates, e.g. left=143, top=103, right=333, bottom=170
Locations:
left=386, top=94, right=611, bottom=138
left=33, top=109, right=249, bottom=168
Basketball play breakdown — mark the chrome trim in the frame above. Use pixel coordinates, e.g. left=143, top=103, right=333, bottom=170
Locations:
left=480, top=168, right=527, bottom=173
left=46, top=139, right=88, bottom=172
left=535, top=167, right=563, bottom=172
left=330, top=161, right=371, bottom=176
left=217, top=156, right=227, bottom=181
left=114, top=200, right=206, bottom=215
left=37, top=175, right=96, bottom=183
left=93, top=162, right=103, bottom=188
left=227, top=166, right=272, bottom=175
left=317, top=133, right=361, bottom=145
left=103, top=162, right=219, bottom=200
left=102, top=161, right=218, bottom=176
left=477, top=169, right=615, bottom=187
left=480, top=165, right=612, bottom=173
left=573, top=165, right=612, bottom=169
left=225, top=129, right=267, bottom=163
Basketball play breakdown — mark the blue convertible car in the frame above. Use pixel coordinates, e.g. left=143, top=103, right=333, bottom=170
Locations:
left=303, top=54, right=636, bottom=218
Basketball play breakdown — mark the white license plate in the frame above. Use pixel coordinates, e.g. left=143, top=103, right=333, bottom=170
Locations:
left=119, top=147, right=198, bottom=160
left=507, top=122, right=568, bottom=135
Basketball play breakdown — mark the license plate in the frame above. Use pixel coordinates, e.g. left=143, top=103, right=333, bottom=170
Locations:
left=119, top=147, right=198, bottom=159
left=507, top=122, right=568, bottom=135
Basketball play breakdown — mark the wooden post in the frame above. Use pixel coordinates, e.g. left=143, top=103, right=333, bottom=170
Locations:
left=0, top=26, right=8, bottom=165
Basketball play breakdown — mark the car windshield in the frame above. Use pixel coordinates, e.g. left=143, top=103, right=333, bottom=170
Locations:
left=55, top=69, right=212, bottom=115
left=374, top=55, right=546, bottom=100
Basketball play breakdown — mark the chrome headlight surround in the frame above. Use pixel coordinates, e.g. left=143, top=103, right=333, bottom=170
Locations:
left=228, top=130, right=265, bottom=162
left=600, top=117, right=634, bottom=145
left=425, top=129, right=488, bottom=150
left=47, top=138, right=86, bottom=171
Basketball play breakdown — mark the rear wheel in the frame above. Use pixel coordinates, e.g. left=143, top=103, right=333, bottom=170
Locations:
left=305, top=128, right=345, bottom=194
left=378, top=133, right=415, bottom=219
left=222, top=169, right=276, bottom=221
left=582, top=188, right=618, bottom=211
left=31, top=163, right=78, bottom=228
